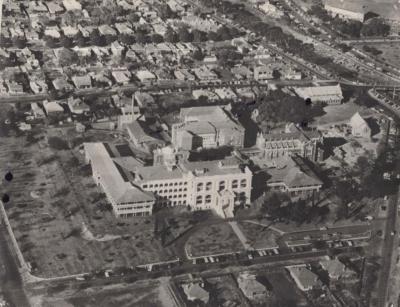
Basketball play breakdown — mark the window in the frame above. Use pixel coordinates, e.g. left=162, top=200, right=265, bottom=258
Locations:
left=240, top=179, right=247, bottom=188
left=154, top=184, right=158, bottom=188
left=219, top=181, right=225, bottom=191
left=179, top=182, right=183, bottom=185
left=174, top=182, right=178, bottom=186
left=196, top=195, right=202, bottom=205
left=169, top=189, right=173, bottom=193
left=179, top=188, right=182, bottom=192
left=149, top=184, right=153, bottom=188
left=184, top=188, right=187, bottom=191
left=174, top=189, right=177, bottom=192
left=232, top=180, right=238, bottom=189
left=205, top=195, right=211, bottom=204
left=143, top=184, right=148, bottom=188
left=197, top=182, right=203, bottom=192
left=206, top=182, right=212, bottom=191
left=169, top=183, right=173, bottom=186
left=164, top=189, right=168, bottom=193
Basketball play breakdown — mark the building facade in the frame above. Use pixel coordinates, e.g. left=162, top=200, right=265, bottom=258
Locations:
left=84, top=144, right=252, bottom=219
left=255, top=124, right=324, bottom=162
left=171, top=105, right=245, bottom=150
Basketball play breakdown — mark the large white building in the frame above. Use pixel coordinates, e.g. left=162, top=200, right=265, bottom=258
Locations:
left=294, top=84, right=343, bottom=105
left=171, top=105, right=245, bottom=150
left=84, top=143, right=252, bottom=219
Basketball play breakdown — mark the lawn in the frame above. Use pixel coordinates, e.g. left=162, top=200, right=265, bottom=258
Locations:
left=185, top=223, right=244, bottom=257
left=237, top=221, right=279, bottom=249
left=0, top=128, right=175, bottom=278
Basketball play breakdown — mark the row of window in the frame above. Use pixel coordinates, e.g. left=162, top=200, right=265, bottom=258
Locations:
left=150, top=188, right=188, bottom=194
left=159, top=194, right=187, bottom=199
left=143, top=181, right=188, bottom=189
left=117, top=205, right=152, bottom=211
left=197, top=179, right=248, bottom=191
left=196, top=195, right=212, bottom=205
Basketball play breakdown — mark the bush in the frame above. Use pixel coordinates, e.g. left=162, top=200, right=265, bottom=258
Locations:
left=48, top=136, right=69, bottom=150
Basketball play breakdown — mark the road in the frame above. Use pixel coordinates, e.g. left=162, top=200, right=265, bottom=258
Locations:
left=375, top=192, right=399, bottom=307
left=0, top=222, right=30, bottom=307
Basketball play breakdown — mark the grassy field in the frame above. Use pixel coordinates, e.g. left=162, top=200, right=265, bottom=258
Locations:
left=185, top=223, right=244, bottom=257
left=0, top=128, right=175, bottom=278
left=237, top=221, right=279, bottom=249
left=35, top=279, right=175, bottom=307
left=359, top=43, right=400, bottom=69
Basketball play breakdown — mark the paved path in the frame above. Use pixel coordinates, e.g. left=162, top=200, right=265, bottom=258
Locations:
left=229, top=221, right=252, bottom=250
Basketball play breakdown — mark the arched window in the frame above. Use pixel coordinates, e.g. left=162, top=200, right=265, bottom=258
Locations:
left=197, top=182, right=204, bottom=192
left=196, top=195, right=203, bottom=205
left=205, top=195, right=212, bottom=204
left=206, top=182, right=212, bottom=191
left=240, top=179, right=247, bottom=188
left=232, top=180, right=238, bottom=189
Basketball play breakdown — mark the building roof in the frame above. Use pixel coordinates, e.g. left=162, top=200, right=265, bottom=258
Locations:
left=294, top=84, right=343, bottom=100
left=287, top=266, right=320, bottom=291
left=320, top=259, right=346, bottom=278
left=267, top=156, right=323, bottom=188
left=182, top=283, right=209, bottom=303
left=84, top=143, right=155, bottom=204
left=43, top=100, right=64, bottom=113
left=350, top=112, right=370, bottom=129
left=237, top=272, right=267, bottom=299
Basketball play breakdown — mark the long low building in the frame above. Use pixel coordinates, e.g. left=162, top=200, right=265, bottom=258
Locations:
left=84, top=143, right=155, bottom=218
left=84, top=143, right=252, bottom=219
left=294, top=84, right=343, bottom=105
left=266, top=155, right=323, bottom=198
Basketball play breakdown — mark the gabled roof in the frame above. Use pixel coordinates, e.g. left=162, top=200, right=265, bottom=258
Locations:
left=350, top=112, right=370, bottom=129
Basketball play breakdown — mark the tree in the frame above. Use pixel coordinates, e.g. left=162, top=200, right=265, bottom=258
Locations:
left=165, top=28, right=178, bottom=43
left=192, top=29, right=207, bottom=42
left=58, top=48, right=79, bottom=66
left=191, top=49, right=204, bottom=61
left=60, top=35, right=74, bottom=48
left=177, top=27, right=193, bottom=42
left=127, top=12, right=140, bottom=23
left=361, top=18, right=390, bottom=37
left=89, top=29, right=106, bottom=46
left=151, top=34, right=164, bottom=43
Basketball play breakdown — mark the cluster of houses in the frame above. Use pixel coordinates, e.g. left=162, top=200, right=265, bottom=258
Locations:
left=0, top=0, right=307, bottom=97
left=178, top=258, right=355, bottom=304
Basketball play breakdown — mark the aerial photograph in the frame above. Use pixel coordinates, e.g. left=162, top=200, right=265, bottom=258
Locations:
left=0, top=0, right=400, bottom=306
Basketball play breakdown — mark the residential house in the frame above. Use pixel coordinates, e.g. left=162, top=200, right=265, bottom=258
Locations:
left=320, top=259, right=352, bottom=280
left=62, top=0, right=82, bottom=11
left=31, top=102, right=46, bottom=118
left=136, top=70, right=156, bottom=83
left=193, top=66, right=218, bottom=83
left=237, top=272, right=268, bottom=301
left=182, top=282, right=209, bottom=304
left=42, top=100, right=64, bottom=116
left=111, top=69, right=132, bottom=85
left=253, top=65, right=274, bottom=81
left=29, top=80, right=48, bottom=94
left=287, top=265, right=321, bottom=291
left=71, top=75, right=92, bottom=89
left=67, top=97, right=90, bottom=115
left=52, top=78, right=74, bottom=92
left=174, top=69, right=196, bottom=82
